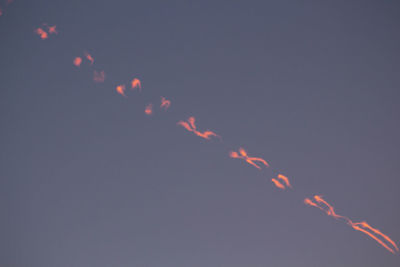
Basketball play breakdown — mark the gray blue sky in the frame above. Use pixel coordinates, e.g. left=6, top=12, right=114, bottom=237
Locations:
left=1, top=0, right=400, bottom=266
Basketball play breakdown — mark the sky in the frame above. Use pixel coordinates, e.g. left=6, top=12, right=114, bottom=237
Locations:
left=1, top=0, right=400, bottom=266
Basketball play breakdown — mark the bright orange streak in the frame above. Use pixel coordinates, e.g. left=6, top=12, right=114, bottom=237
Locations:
left=177, top=121, right=193, bottom=132
left=131, top=78, right=141, bottom=91
left=73, top=57, right=82, bottom=67
left=229, top=148, right=269, bottom=170
left=116, top=84, right=126, bottom=97
left=247, top=156, right=269, bottom=168
left=359, top=222, right=398, bottom=252
left=177, top=117, right=194, bottom=132
left=84, top=52, right=94, bottom=65
left=160, top=97, right=171, bottom=110
left=245, top=158, right=263, bottom=169
left=48, top=25, right=58, bottom=34
left=239, top=148, right=248, bottom=157
left=304, top=198, right=321, bottom=209
left=271, top=178, right=285, bottom=189
left=305, top=195, right=399, bottom=254
left=35, top=28, right=48, bottom=40
left=195, top=130, right=218, bottom=140
left=177, top=117, right=219, bottom=140
left=93, top=70, right=105, bottom=83
left=145, top=104, right=153, bottom=115
left=277, top=174, right=291, bottom=188
left=313, top=195, right=345, bottom=220
left=348, top=221, right=399, bottom=254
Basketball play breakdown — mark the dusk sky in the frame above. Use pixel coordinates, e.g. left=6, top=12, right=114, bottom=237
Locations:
left=1, top=1, right=400, bottom=266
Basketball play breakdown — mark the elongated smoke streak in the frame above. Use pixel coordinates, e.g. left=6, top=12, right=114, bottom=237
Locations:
left=177, top=117, right=219, bottom=140
left=229, top=147, right=269, bottom=170
left=304, top=195, right=399, bottom=254
left=271, top=174, right=291, bottom=189
left=271, top=178, right=285, bottom=189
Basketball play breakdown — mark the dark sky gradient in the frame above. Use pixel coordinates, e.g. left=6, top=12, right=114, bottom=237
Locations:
left=1, top=0, right=400, bottom=266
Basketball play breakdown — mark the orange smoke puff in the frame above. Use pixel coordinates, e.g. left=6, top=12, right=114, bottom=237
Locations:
left=145, top=104, right=153, bottom=115
left=271, top=178, right=285, bottom=189
left=277, top=174, right=291, bottom=188
left=116, top=84, right=126, bottom=97
left=73, top=57, right=82, bottom=67
left=84, top=52, right=94, bottom=65
left=229, top=151, right=239, bottom=158
left=93, top=70, right=105, bottom=83
left=35, top=28, right=48, bottom=40
left=160, top=97, right=171, bottom=110
left=48, top=25, right=58, bottom=34
left=131, top=78, right=141, bottom=91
